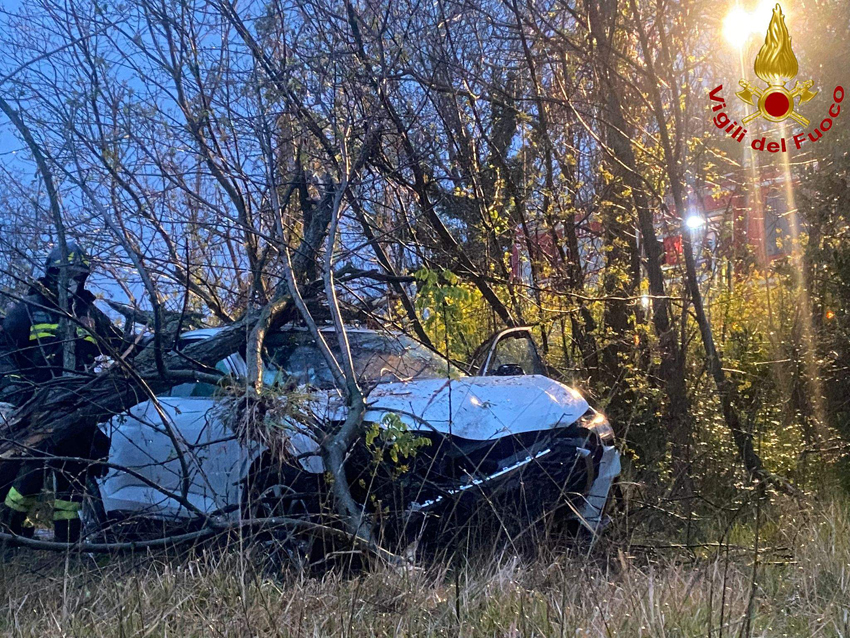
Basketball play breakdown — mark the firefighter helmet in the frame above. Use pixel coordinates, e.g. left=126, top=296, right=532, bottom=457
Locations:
left=44, top=242, right=91, bottom=278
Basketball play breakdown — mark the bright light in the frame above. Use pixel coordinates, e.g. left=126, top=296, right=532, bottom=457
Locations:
left=641, top=294, right=651, bottom=309
left=755, top=0, right=782, bottom=25
left=567, top=387, right=584, bottom=401
left=723, top=7, right=753, bottom=49
left=723, top=1, right=786, bottom=50
left=686, top=215, right=706, bottom=230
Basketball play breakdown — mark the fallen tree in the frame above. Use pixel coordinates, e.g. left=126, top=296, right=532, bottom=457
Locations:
left=0, top=319, right=249, bottom=461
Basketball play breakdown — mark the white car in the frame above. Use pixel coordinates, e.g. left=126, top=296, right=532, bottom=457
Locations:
left=93, top=326, right=621, bottom=541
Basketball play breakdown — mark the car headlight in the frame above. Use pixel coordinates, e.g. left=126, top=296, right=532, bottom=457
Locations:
left=578, top=410, right=615, bottom=444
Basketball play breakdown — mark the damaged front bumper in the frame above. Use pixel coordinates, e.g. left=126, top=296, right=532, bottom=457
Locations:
left=404, top=437, right=621, bottom=534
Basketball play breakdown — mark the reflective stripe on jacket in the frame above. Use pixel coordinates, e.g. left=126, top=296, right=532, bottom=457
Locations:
left=29, top=322, right=59, bottom=341
left=2, top=280, right=106, bottom=383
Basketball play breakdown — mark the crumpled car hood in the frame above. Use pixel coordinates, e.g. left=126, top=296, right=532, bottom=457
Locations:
left=363, top=375, right=590, bottom=441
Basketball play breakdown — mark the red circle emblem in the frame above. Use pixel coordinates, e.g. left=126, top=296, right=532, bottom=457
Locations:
left=764, top=91, right=791, bottom=118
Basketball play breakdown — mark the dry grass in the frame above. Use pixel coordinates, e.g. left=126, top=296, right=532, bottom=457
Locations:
left=2, top=497, right=850, bottom=637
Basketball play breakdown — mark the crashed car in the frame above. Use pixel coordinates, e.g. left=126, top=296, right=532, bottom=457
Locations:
left=91, top=326, right=621, bottom=542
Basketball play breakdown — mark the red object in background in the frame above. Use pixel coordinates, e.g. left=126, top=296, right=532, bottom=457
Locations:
left=662, top=235, right=683, bottom=265
left=510, top=240, right=521, bottom=280
left=510, top=224, right=565, bottom=281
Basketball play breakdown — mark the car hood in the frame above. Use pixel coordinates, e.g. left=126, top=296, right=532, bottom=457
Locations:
left=363, top=375, right=590, bottom=441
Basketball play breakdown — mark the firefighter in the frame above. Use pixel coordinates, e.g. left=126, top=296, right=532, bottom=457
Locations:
left=0, top=243, right=120, bottom=544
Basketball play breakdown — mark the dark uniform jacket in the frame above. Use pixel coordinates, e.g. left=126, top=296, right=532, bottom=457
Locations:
left=1, top=279, right=122, bottom=401
left=0, top=279, right=122, bottom=467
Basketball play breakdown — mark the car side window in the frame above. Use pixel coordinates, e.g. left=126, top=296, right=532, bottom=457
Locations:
left=168, top=359, right=232, bottom=398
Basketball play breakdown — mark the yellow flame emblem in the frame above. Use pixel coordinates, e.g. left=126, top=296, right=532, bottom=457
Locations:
left=736, top=4, right=817, bottom=126
left=754, top=4, right=798, bottom=85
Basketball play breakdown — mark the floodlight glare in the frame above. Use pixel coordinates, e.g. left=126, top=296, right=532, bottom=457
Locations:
left=723, top=7, right=753, bottom=49
left=686, top=215, right=707, bottom=230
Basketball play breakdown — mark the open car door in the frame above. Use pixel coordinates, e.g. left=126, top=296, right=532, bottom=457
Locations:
left=469, top=327, right=547, bottom=377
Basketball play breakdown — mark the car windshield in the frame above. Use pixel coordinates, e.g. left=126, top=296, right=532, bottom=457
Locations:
left=263, top=329, right=454, bottom=389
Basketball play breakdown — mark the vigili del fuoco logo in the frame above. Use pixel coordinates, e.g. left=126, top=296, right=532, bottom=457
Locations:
left=709, top=3, right=843, bottom=153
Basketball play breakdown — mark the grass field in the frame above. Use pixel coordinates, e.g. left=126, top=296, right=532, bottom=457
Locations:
left=2, top=495, right=849, bottom=637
